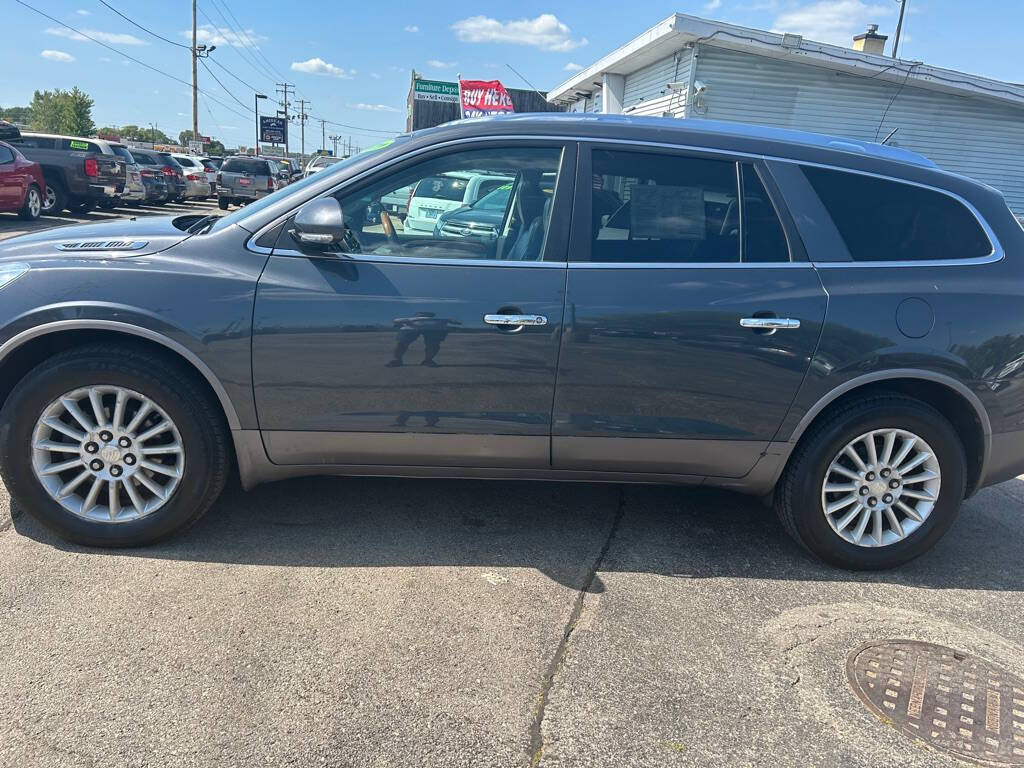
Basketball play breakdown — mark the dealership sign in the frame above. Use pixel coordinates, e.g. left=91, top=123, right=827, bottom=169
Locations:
left=259, top=116, right=287, bottom=144
left=412, top=79, right=460, bottom=103
left=459, top=79, right=515, bottom=118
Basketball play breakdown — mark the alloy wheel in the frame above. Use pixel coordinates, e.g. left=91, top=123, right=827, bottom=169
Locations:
left=821, top=428, right=940, bottom=547
left=31, top=385, right=185, bottom=523
left=42, top=185, right=57, bottom=212
left=27, top=188, right=41, bottom=217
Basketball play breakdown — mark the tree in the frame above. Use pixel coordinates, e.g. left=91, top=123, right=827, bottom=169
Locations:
left=0, top=105, right=32, bottom=125
left=29, top=88, right=95, bottom=136
left=116, top=124, right=171, bottom=144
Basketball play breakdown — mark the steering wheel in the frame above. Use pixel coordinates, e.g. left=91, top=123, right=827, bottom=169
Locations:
left=379, top=210, right=401, bottom=245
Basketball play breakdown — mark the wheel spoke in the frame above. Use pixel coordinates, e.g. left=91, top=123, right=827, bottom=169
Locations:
left=835, top=503, right=864, bottom=532
left=884, top=506, right=905, bottom=538
left=872, top=507, right=883, bottom=545
left=43, top=418, right=86, bottom=441
left=852, top=506, right=872, bottom=543
left=87, top=388, right=107, bottom=428
left=891, top=436, right=917, bottom=469
left=107, top=480, right=120, bottom=520
left=901, top=470, right=938, bottom=485
left=122, top=477, right=146, bottom=515
left=133, top=470, right=166, bottom=499
left=140, top=460, right=180, bottom=479
left=843, top=445, right=868, bottom=472
left=136, top=420, right=172, bottom=443
left=896, top=500, right=924, bottom=522
left=57, top=469, right=91, bottom=498
left=39, top=457, right=84, bottom=476
left=880, top=431, right=896, bottom=465
left=901, top=488, right=937, bottom=502
left=81, top=477, right=103, bottom=515
left=139, top=442, right=183, bottom=456
left=898, top=451, right=931, bottom=475
left=61, top=398, right=95, bottom=431
left=824, top=483, right=858, bottom=493
left=826, top=494, right=859, bottom=514
left=829, top=464, right=861, bottom=482
left=34, top=440, right=79, bottom=453
left=112, top=389, right=127, bottom=430
left=124, top=400, right=153, bottom=434
left=864, top=433, right=878, bottom=467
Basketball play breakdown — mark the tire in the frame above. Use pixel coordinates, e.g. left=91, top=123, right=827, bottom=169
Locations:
left=68, top=198, right=95, bottom=213
left=0, top=345, right=231, bottom=547
left=18, top=184, right=42, bottom=221
left=218, top=197, right=229, bottom=210
left=41, top=180, right=66, bottom=215
left=774, top=395, right=966, bottom=569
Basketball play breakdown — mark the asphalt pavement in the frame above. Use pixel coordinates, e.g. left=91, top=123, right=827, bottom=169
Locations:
left=1, top=207, right=1024, bottom=767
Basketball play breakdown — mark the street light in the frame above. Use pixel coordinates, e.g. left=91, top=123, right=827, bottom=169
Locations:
left=254, top=93, right=267, bottom=157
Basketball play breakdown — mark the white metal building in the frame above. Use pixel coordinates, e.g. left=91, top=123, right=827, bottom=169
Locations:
left=547, top=14, right=1024, bottom=213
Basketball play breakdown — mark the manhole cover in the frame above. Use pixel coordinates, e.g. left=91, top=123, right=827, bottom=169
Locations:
left=847, top=640, right=1024, bottom=766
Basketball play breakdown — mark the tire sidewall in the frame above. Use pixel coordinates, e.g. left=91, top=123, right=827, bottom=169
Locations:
left=20, top=185, right=41, bottom=220
left=789, top=402, right=966, bottom=569
left=0, top=356, right=214, bottom=547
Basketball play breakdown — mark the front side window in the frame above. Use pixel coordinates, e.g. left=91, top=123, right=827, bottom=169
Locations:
left=800, top=165, right=992, bottom=262
left=0, top=146, right=14, bottom=164
left=317, top=145, right=563, bottom=262
left=590, top=149, right=740, bottom=263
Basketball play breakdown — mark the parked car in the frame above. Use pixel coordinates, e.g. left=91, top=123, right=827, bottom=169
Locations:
left=403, top=171, right=513, bottom=234
left=156, top=152, right=188, bottom=202
left=108, top=144, right=145, bottom=207
left=7, top=131, right=125, bottom=214
left=217, top=156, right=281, bottom=209
left=433, top=182, right=513, bottom=239
left=0, top=114, right=1022, bottom=572
left=171, top=154, right=213, bottom=199
left=204, top=156, right=224, bottom=170
left=124, top=148, right=169, bottom=204
left=303, top=154, right=341, bottom=177
left=0, top=140, right=45, bottom=220
left=198, top=157, right=219, bottom=193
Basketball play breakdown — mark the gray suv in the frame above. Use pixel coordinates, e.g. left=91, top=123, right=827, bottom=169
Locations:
left=0, top=114, right=1022, bottom=570
left=217, top=156, right=281, bottom=209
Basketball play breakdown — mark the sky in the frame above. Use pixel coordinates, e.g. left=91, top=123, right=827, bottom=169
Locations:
left=2, top=0, right=1022, bottom=151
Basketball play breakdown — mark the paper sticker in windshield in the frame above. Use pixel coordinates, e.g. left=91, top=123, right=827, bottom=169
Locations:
left=630, top=185, right=705, bottom=240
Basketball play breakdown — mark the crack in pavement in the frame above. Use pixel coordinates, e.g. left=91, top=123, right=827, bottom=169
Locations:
left=527, top=488, right=626, bottom=766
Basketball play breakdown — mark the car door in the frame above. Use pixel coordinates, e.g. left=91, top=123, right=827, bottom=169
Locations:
left=252, top=140, right=575, bottom=468
left=552, top=144, right=827, bottom=478
left=0, top=144, right=19, bottom=209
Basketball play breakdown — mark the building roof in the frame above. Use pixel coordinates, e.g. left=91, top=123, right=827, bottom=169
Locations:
left=546, top=13, right=1024, bottom=110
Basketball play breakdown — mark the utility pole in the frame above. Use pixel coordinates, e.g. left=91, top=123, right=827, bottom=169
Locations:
left=275, top=82, right=294, bottom=155
left=329, top=134, right=341, bottom=157
left=296, top=99, right=311, bottom=159
left=319, top=119, right=326, bottom=154
left=891, top=0, right=907, bottom=58
left=191, top=0, right=198, bottom=142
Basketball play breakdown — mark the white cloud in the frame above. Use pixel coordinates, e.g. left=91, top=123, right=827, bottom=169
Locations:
left=404, top=25, right=419, bottom=33
left=46, top=26, right=148, bottom=45
left=426, top=59, right=457, bottom=69
left=186, top=24, right=267, bottom=48
left=75, top=8, right=89, bottom=15
left=773, top=0, right=895, bottom=46
left=370, top=72, right=383, bottom=79
left=291, top=57, right=354, bottom=78
left=41, top=49, right=75, bottom=62
left=98, top=56, right=112, bottom=62
left=563, top=62, right=583, bottom=72
left=349, top=103, right=401, bottom=112
left=705, top=0, right=722, bottom=10
left=451, top=14, right=587, bottom=52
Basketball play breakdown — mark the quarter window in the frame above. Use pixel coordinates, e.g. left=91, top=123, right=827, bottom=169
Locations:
left=590, top=149, right=740, bottom=263
left=800, top=165, right=991, bottom=262
left=742, top=165, right=790, bottom=262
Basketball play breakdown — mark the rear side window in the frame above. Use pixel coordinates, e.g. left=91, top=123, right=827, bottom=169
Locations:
left=413, top=176, right=469, bottom=202
left=60, top=138, right=100, bottom=152
left=133, top=152, right=157, bottom=165
left=111, top=146, right=134, bottom=162
left=16, top=136, right=56, bottom=149
left=0, top=145, right=14, bottom=164
left=800, top=166, right=991, bottom=262
left=590, top=149, right=740, bottom=263
left=222, top=158, right=270, bottom=174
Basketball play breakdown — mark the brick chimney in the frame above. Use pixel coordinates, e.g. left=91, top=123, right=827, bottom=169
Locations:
left=852, top=24, right=887, bottom=54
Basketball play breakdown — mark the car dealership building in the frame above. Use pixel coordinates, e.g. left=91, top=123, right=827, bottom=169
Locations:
left=547, top=13, right=1024, bottom=213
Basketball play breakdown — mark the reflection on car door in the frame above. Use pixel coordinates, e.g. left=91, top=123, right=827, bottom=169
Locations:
left=552, top=145, right=827, bottom=478
left=252, top=141, right=575, bottom=468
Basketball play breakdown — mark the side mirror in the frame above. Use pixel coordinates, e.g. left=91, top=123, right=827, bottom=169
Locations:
left=291, top=197, right=346, bottom=246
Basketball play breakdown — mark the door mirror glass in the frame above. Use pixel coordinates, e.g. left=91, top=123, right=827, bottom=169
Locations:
left=291, top=197, right=347, bottom=247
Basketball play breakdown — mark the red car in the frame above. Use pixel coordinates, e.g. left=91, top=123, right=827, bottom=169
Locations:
left=0, top=139, right=45, bottom=220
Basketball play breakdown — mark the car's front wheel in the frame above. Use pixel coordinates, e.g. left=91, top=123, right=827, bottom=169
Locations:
left=18, top=185, right=42, bottom=221
left=0, top=345, right=230, bottom=547
left=775, top=395, right=966, bottom=569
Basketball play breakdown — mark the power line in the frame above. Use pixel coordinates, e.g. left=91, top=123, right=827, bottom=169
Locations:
left=198, top=1, right=278, bottom=84
left=199, top=57, right=251, bottom=112
left=98, top=0, right=189, bottom=49
left=213, top=0, right=291, bottom=85
left=205, top=0, right=281, bottom=84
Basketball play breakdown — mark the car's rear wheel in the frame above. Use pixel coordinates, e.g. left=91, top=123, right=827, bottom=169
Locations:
left=41, top=180, right=66, bottom=215
left=775, top=396, right=966, bottom=569
left=18, top=185, right=42, bottom=221
left=218, top=197, right=229, bottom=210
left=0, top=346, right=230, bottom=547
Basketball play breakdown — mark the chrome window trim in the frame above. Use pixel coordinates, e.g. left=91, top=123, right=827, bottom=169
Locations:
left=567, top=261, right=814, bottom=269
left=245, top=133, right=1003, bottom=269
left=253, top=245, right=566, bottom=268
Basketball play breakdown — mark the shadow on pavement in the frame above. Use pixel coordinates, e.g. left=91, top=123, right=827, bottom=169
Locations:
left=11, top=474, right=1024, bottom=593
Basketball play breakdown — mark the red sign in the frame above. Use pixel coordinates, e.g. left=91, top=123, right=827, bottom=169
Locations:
left=458, top=79, right=514, bottom=118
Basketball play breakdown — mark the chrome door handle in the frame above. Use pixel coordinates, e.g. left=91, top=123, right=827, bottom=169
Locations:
left=484, top=314, right=548, bottom=327
left=740, top=317, right=800, bottom=330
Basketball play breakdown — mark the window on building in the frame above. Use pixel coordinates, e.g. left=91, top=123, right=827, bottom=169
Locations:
left=742, top=165, right=790, bottom=262
left=590, top=149, right=740, bottom=263
left=801, top=165, right=991, bottom=262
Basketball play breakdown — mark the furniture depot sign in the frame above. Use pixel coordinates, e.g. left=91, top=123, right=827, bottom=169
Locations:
left=412, top=79, right=459, bottom=104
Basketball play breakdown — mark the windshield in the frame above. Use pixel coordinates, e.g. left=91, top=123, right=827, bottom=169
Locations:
left=472, top=184, right=512, bottom=210
left=209, top=138, right=404, bottom=234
